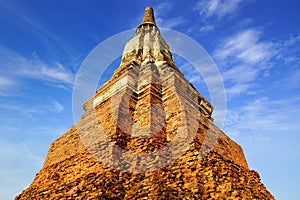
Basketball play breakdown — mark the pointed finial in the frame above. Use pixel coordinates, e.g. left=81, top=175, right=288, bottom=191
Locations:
left=141, top=6, right=156, bottom=26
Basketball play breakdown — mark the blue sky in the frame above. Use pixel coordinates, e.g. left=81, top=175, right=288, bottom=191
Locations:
left=0, top=0, right=299, bottom=199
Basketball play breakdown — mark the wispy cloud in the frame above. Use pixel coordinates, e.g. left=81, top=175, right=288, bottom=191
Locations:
left=0, top=101, right=64, bottom=114
left=213, top=29, right=300, bottom=99
left=195, top=0, right=245, bottom=19
left=52, top=101, right=64, bottom=113
left=282, top=34, right=300, bottom=46
left=275, top=34, right=300, bottom=65
left=213, top=28, right=274, bottom=98
left=0, top=123, right=68, bottom=199
left=155, top=2, right=174, bottom=14
left=154, top=2, right=185, bottom=29
left=214, top=29, right=273, bottom=65
left=0, top=76, right=14, bottom=87
left=224, top=96, right=300, bottom=138
left=19, top=62, right=74, bottom=85
left=0, top=139, right=44, bottom=200
left=0, top=45, right=74, bottom=94
left=0, top=1, right=70, bottom=56
left=156, top=17, right=186, bottom=29
left=200, top=24, right=215, bottom=32
left=0, top=76, right=18, bottom=96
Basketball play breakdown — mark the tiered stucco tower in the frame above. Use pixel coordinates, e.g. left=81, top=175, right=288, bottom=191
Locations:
left=16, top=7, right=274, bottom=199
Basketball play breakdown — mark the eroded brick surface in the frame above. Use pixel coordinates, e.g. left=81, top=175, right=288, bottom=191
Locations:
left=16, top=7, right=274, bottom=199
left=16, top=126, right=273, bottom=199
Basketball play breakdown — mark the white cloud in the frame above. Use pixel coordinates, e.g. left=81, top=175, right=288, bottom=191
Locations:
left=215, top=29, right=273, bottom=65
left=156, top=17, right=186, bottom=29
left=282, top=34, right=300, bottom=46
left=275, top=34, right=300, bottom=65
left=155, top=2, right=174, bottom=15
left=224, top=83, right=251, bottom=96
left=0, top=140, right=44, bottom=200
left=0, top=1, right=69, bottom=55
left=221, top=64, right=258, bottom=96
left=19, top=62, right=74, bottom=84
left=52, top=101, right=64, bottom=113
left=287, top=70, right=300, bottom=89
left=0, top=76, right=18, bottom=96
left=224, top=96, right=300, bottom=138
left=223, top=64, right=258, bottom=83
left=35, top=126, right=69, bottom=136
left=154, top=2, right=185, bottom=29
left=213, top=28, right=275, bottom=98
left=0, top=101, right=64, bottom=114
left=214, top=29, right=300, bottom=99
left=0, top=124, right=70, bottom=199
left=200, top=24, right=215, bottom=32
left=0, top=76, right=14, bottom=87
left=196, top=0, right=245, bottom=18
left=0, top=45, right=74, bottom=92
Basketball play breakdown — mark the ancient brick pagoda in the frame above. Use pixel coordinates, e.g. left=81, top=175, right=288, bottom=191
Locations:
left=16, top=7, right=274, bottom=199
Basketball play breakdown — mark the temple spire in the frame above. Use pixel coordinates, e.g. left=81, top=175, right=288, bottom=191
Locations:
left=116, top=6, right=183, bottom=76
left=138, top=6, right=156, bottom=29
